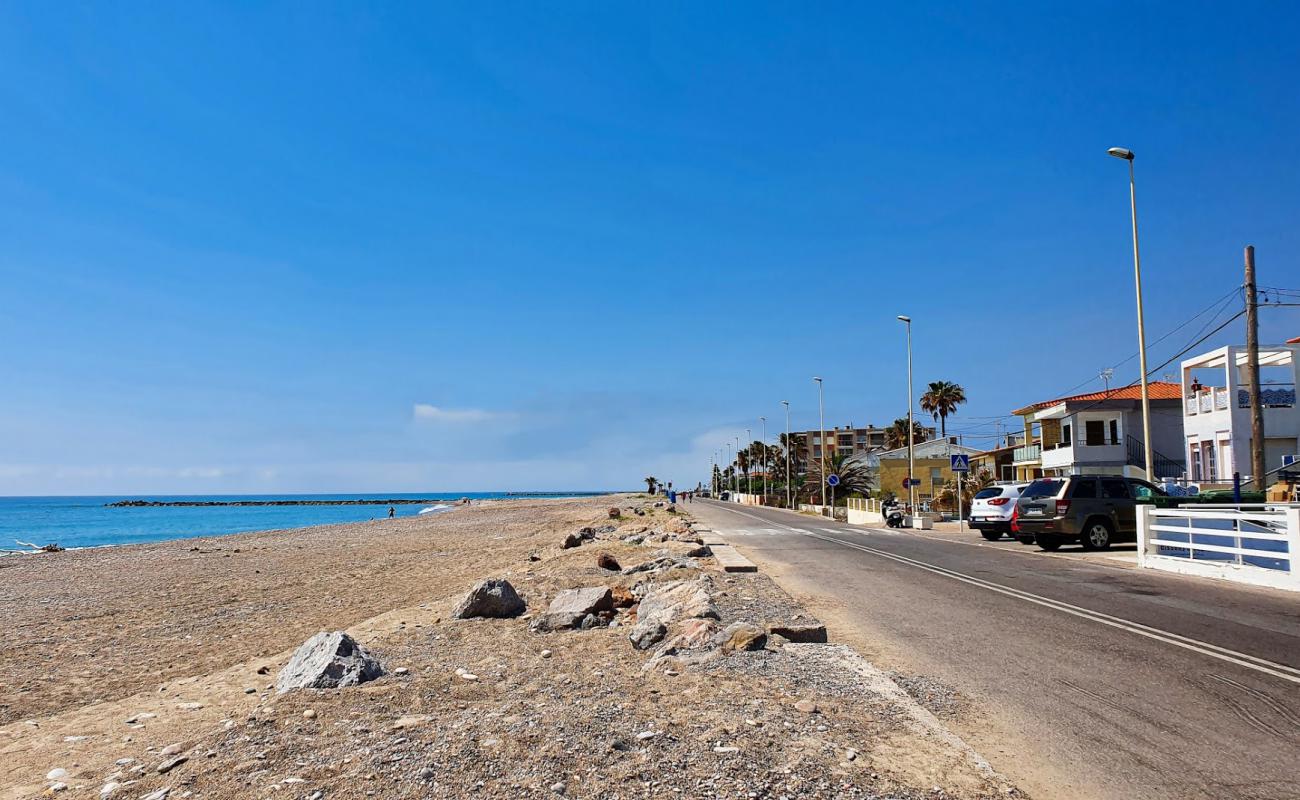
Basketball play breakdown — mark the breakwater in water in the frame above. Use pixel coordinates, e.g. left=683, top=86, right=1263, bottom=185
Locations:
left=3, top=493, right=610, bottom=549
left=107, top=498, right=451, bottom=507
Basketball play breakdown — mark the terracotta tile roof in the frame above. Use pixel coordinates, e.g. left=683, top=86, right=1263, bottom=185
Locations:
left=1012, top=381, right=1183, bottom=415
left=1287, top=335, right=1300, bottom=344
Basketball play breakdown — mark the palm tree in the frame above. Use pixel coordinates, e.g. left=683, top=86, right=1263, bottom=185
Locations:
left=644, top=476, right=658, bottom=494
left=920, top=381, right=967, bottom=438
left=800, top=452, right=875, bottom=503
left=736, top=450, right=751, bottom=491
left=884, top=417, right=930, bottom=450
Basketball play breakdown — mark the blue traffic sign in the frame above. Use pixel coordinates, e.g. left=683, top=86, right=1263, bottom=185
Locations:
left=826, top=474, right=840, bottom=487
left=951, top=454, right=970, bottom=472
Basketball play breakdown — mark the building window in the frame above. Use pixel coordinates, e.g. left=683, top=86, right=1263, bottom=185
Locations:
left=930, top=467, right=942, bottom=485
left=1109, top=419, right=1119, bottom=444
left=1085, top=420, right=1105, bottom=446
left=1061, top=423, right=1072, bottom=446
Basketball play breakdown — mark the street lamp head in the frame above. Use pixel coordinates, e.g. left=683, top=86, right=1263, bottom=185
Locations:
left=781, top=400, right=789, bottom=407
left=1107, top=147, right=1134, bottom=161
left=896, top=315, right=911, bottom=323
left=813, top=376, right=822, bottom=383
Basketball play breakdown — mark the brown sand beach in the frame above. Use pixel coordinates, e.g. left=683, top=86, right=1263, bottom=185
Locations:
left=0, top=495, right=1018, bottom=799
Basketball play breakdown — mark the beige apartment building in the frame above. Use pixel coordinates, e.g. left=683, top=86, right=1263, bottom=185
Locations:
left=793, top=423, right=937, bottom=467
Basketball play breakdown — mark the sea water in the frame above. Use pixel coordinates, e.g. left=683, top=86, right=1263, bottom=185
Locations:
left=0, top=493, right=604, bottom=550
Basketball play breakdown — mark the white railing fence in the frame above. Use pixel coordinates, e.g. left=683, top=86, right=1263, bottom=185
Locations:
left=846, top=497, right=885, bottom=526
left=1137, top=504, right=1300, bottom=592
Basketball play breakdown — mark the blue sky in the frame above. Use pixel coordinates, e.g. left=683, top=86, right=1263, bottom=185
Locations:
left=2, top=2, right=1298, bottom=494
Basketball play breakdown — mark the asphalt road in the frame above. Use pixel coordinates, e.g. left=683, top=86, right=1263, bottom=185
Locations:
left=690, top=500, right=1300, bottom=800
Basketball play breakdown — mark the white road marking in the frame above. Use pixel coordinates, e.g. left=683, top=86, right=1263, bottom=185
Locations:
left=706, top=503, right=1300, bottom=686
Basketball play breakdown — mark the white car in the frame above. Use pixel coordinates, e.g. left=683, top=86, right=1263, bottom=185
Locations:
left=969, top=484, right=1028, bottom=541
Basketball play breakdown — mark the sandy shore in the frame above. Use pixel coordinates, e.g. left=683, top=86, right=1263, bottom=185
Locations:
left=0, top=497, right=598, bottom=726
left=0, top=495, right=1016, bottom=799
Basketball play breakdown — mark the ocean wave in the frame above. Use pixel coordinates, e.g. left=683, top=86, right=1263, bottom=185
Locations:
left=418, top=504, right=452, bottom=515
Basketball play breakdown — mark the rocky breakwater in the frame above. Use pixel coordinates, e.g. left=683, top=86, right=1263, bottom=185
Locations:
left=106, top=498, right=457, bottom=507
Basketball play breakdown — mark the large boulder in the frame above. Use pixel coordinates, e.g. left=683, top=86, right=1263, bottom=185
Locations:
left=276, top=632, right=384, bottom=693
left=717, top=622, right=767, bottom=653
left=530, top=587, right=613, bottom=632
left=628, top=620, right=667, bottom=650
left=635, top=578, right=719, bottom=628
left=452, top=578, right=526, bottom=619
left=596, top=553, right=621, bottom=571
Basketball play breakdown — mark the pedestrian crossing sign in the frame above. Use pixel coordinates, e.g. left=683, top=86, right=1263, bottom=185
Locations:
left=951, top=454, right=970, bottom=472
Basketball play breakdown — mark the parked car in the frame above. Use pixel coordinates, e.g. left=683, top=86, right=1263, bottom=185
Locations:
left=1012, top=474, right=1168, bottom=551
left=969, top=483, right=1028, bottom=540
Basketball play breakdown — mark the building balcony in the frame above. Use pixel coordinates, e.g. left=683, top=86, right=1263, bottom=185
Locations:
left=1237, top=384, right=1296, bottom=409
left=1013, top=443, right=1041, bottom=464
left=1042, top=440, right=1128, bottom=471
left=1185, top=387, right=1230, bottom=416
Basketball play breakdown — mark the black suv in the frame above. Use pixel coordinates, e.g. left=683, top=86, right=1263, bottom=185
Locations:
left=1012, top=475, right=1165, bottom=551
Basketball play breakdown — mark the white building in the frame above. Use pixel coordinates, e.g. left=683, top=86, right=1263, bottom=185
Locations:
left=1011, top=382, right=1186, bottom=481
left=1180, top=342, right=1299, bottom=483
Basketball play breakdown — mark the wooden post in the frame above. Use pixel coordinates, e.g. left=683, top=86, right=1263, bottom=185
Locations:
left=1244, top=245, right=1266, bottom=491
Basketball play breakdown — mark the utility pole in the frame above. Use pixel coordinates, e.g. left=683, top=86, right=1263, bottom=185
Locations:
left=814, top=377, right=827, bottom=512
left=1245, top=245, right=1266, bottom=491
left=760, top=416, right=768, bottom=503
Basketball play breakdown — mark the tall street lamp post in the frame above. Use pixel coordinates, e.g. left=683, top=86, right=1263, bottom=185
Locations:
left=781, top=401, right=791, bottom=509
left=1108, top=147, right=1154, bottom=480
left=759, top=416, right=768, bottom=502
left=734, top=436, right=741, bottom=495
left=814, top=377, right=826, bottom=513
left=745, top=428, right=752, bottom=496
left=725, top=442, right=732, bottom=496
left=897, top=316, right=916, bottom=512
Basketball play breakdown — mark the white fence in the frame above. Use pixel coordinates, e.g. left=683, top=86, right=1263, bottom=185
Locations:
left=1137, top=504, right=1300, bottom=592
left=847, top=497, right=885, bottom=526
left=798, top=503, right=847, bottom=520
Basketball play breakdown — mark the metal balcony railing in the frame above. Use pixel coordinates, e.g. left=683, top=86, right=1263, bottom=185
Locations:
left=1237, top=384, right=1297, bottom=409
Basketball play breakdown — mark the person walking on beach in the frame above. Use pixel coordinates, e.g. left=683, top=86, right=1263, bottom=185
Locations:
left=388, top=506, right=395, bottom=518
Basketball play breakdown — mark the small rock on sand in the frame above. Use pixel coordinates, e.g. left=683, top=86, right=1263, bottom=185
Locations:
left=596, top=553, right=621, bottom=571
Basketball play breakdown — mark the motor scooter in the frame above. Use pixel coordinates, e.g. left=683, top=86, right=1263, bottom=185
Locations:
left=882, top=497, right=906, bottom=528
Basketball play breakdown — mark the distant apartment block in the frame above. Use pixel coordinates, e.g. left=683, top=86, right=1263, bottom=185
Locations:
left=792, top=423, right=937, bottom=467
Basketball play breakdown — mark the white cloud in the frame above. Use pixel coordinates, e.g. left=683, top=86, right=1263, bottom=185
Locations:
left=412, top=404, right=501, bottom=424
